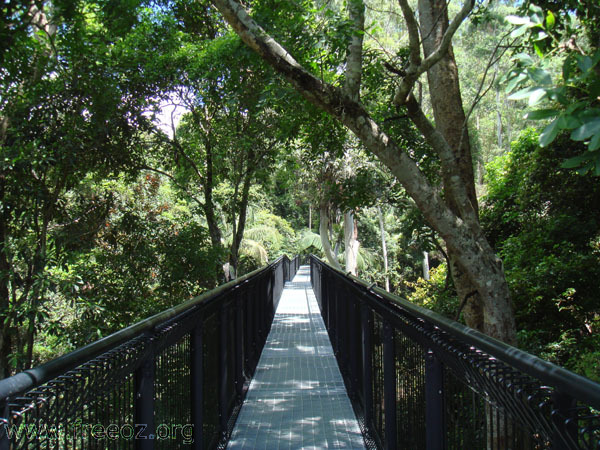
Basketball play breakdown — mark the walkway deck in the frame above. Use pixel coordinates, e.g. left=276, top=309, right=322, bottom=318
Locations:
left=228, top=266, right=366, bottom=449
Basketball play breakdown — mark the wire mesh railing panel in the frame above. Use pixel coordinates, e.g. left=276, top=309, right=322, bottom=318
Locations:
left=1, top=255, right=300, bottom=450
left=394, top=329, right=426, bottom=449
left=202, top=310, right=220, bottom=449
left=155, top=334, right=192, bottom=449
left=309, top=255, right=600, bottom=450
left=371, top=312, right=385, bottom=447
left=5, top=336, right=148, bottom=449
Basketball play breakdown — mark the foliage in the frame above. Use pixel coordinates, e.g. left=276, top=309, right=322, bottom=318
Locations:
left=404, top=264, right=458, bottom=319
left=481, top=129, right=600, bottom=379
left=503, top=3, right=600, bottom=173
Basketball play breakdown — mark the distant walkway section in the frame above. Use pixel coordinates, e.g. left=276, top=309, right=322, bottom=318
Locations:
left=228, top=265, right=366, bottom=449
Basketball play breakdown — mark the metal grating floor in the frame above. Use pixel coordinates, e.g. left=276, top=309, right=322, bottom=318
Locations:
left=227, top=266, right=366, bottom=449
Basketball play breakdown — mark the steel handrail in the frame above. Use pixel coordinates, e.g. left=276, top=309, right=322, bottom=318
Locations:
left=310, top=255, right=600, bottom=409
left=0, top=255, right=287, bottom=402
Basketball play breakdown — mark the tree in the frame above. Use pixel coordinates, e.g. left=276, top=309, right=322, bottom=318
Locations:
left=0, top=0, right=177, bottom=375
left=481, top=129, right=600, bottom=380
left=503, top=2, right=600, bottom=173
left=210, top=0, right=516, bottom=342
left=150, top=31, right=294, bottom=278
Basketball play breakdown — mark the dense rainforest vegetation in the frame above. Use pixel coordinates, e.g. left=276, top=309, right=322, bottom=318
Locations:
left=1, top=0, right=599, bottom=382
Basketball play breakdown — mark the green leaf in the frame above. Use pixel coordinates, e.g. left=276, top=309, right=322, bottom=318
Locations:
left=527, top=67, right=552, bottom=85
left=524, top=109, right=559, bottom=120
left=560, top=155, right=588, bottom=169
left=577, top=55, right=593, bottom=74
left=557, top=114, right=580, bottom=130
left=505, top=72, right=527, bottom=93
left=588, top=132, right=600, bottom=151
left=513, top=53, right=534, bottom=66
left=508, top=86, right=537, bottom=101
left=511, top=24, right=531, bottom=39
left=561, top=153, right=590, bottom=169
left=533, top=42, right=544, bottom=58
left=546, top=10, right=555, bottom=29
left=571, top=118, right=600, bottom=141
left=539, top=118, right=560, bottom=147
left=565, top=101, right=586, bottom=115
left=592, top=49, right=600, bottom=67
left=528, top=88, right=547, bottom=106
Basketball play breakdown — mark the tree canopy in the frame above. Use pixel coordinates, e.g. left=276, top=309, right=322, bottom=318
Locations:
left=0, top=0, right=598, bottom=383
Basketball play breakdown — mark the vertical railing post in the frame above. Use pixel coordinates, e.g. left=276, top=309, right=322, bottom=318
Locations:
left=253, top=279, right=260, bottom=356
left=191, top=319, right=203, bottom=450
left=383, top=321, right=396, bottom=450
left=218, top=302, right=228, bottom=434
left=425, top=349, right=445, bottom=450
left=244, top=284, right=253, bottom=371
left=551, top=391, right=577, bottom=450
left=361, top=303, right=373, bottom=429
left=339, top=286, right=347, bottom=369
left=235, top=289, right=244, bottom=398
left=135, top=341, right=155, bottom=450
left=349, top=296, right=358, bottom=390
left=329, top=274, right=337, bottom=351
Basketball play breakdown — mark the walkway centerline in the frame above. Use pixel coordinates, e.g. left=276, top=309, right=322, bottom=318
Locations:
left=228, top=265, right=366, bottom=449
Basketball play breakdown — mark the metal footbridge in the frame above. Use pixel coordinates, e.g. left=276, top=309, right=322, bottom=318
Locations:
left=1, top=255, right=599, bottom=449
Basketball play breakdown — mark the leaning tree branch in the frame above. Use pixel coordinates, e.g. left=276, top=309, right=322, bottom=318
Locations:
left=394, top=0, right=475, bottom=105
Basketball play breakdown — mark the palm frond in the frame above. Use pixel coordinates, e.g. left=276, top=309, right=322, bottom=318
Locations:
left=239, top=238, right=269, bottom=265
left=298, top=230, right=323, bottom=251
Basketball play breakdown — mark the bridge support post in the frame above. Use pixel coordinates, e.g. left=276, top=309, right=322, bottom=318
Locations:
left=191, top=320, right=203, bottom=450
left=425, top=350, right=445, bottom=450
left=361, top=303, right=373, bottom=429
left=218, top=303, right=229, bottom=435
left=235, top=290, right=244, bottom=398
left=383, top=321, right=396, bottom=450
left=135, top=342, right=155, bottom=450
left=551, top=391, right=577, bottom=450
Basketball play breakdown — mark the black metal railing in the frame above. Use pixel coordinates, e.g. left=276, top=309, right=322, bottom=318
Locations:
left=0, top=255, right=300, bottom=450
left=310, top=255, right=600, bottom=450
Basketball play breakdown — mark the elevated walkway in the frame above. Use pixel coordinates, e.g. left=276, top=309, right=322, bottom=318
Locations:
left=228, top=265, right=365, bottom=449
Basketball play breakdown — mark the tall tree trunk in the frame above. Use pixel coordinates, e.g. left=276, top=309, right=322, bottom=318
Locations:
left=212, top=0, right=516, bottom=343
left=344, top=211, right=359, bottom=275
left=344, top=0, right=364, bottom=102
left=203, top=141, right=223, bottom=250
left=377, top=206, right=390, bottom=291
left=229, top=167, right=253, bottom=278
left=422, top=251, right=430, bottom=281
left=319, top=204, right=342, bottom=270
left=308, top=204, right=312, bottom=230
left=418, top=0, right=486, bottom=334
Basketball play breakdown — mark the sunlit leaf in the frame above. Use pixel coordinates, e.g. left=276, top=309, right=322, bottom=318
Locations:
left=508, top=86, right=537, bottom=101
left=539, top=118, right=560, bottom=147
left=524, top=109, right=559, bottom=120
left=546, top=11, right=555, bottom=29
left=528, top=88, right=547, bottom=106
left=588, top=132, right=600, bottom=151
left=571, top=118, right=600, bottom=141
left=511, top=24, right=531, bottom=39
